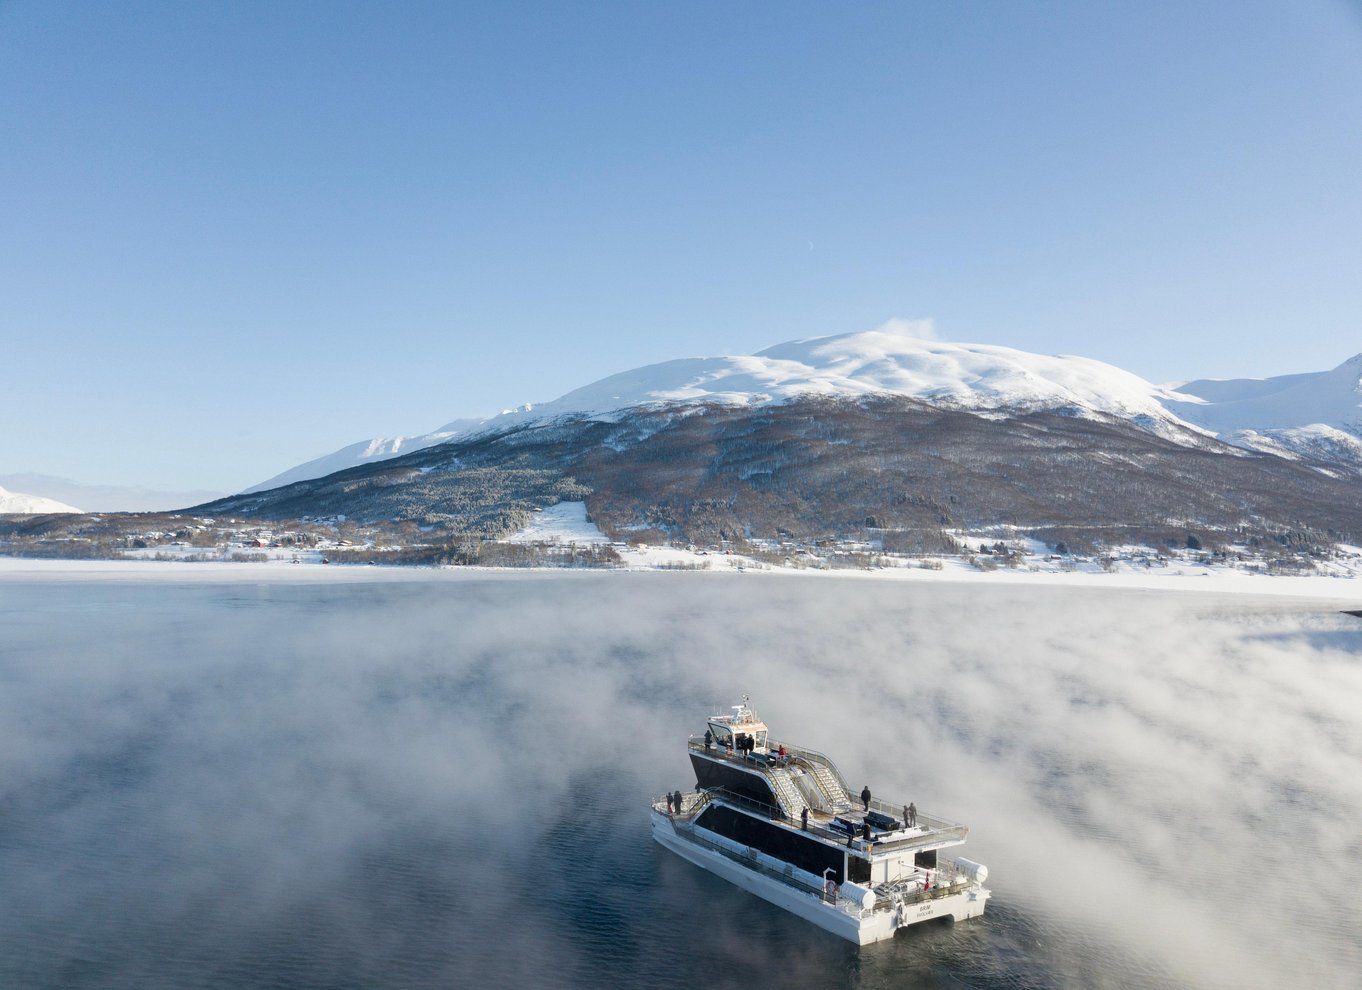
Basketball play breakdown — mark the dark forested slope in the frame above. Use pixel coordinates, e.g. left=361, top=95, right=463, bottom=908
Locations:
left=194, top=396, right=1362, bottom=552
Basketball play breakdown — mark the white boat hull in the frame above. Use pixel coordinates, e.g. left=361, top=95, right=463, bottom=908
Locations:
left=651, top=809, right=989, bottom=945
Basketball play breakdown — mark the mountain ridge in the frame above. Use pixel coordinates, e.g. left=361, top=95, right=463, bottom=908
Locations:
left=247, top=329, right=1362, bottom=492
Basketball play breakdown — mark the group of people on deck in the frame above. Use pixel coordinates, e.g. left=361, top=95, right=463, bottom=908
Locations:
left=860, top=785, right=920, bottom=830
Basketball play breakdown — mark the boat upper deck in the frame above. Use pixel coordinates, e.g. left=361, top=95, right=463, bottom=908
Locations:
left=684, top=734, right=969, bottom=853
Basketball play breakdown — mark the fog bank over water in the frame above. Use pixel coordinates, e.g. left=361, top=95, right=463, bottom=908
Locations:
left=1, top=573, right=1359, bottom=988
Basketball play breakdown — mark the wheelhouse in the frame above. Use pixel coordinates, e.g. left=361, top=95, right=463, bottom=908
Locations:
left=707, top=697, right=768, bottom=754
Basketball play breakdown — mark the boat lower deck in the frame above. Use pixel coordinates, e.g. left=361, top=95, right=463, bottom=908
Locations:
left=650, top=804, right=989, bottom=944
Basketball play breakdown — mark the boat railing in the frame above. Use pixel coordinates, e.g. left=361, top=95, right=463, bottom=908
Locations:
left=669, top=819, right=841, bottom=900
left=685, top=737, right=968, bottom=844
left=866, top=796, right=969, bottom=842
left=665, top=797, right=973, bottom=919
left=684, top=783, right=969, bottom=847
left=688, top=735, right=751, bottom=765
left=697, top=789, right=930, bottom=855
left=688, top=736, right=848, bottom=782
left=877, top=871, right=972, bottom=906
left=703, top=785, right=784, bottom=820
left=654, top=790, right=710, bottom=818
left=671, top=819, right=877, bottom=919
left=687, top=735, right=785, bottom=766
left=769, top=741, right=852, bottom=792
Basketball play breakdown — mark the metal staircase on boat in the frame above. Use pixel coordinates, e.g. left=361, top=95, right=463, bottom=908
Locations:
left=765, top=766, right=809, bottom=819
left=807, top=763, right=851, bottom=812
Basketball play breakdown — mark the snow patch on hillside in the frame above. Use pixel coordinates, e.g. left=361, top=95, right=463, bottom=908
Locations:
left=504, top=501, right=610, bottom=545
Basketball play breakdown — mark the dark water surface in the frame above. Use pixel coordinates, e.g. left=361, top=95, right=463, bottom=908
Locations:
left=2, top=572, right=1358, bottom=988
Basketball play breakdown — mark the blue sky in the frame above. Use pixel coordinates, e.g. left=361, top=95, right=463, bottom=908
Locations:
left=3, top=1, right=1360, bottom=494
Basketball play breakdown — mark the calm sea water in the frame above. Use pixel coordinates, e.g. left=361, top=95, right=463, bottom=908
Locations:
left=2, top=572, right=1358, bottom=989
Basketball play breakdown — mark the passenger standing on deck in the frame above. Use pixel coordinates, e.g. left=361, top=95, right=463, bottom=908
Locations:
left=908, top=802, right=917, bottom=828
left=801, top=807, right=809, bottom=830
left=674, top=790, right=683, bottom=814
left=704, top=728, right=713, bottom=750
left=666, top=793, right=674, bottom=814
left=860, top=785, right=871, bottom=812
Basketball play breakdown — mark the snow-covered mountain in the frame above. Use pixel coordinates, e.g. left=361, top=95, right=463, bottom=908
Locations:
left=0, top=473, right=225, bottom=513
left=0, top=486, right=81, bottom=514
left=248, top=328, right=1362, bottom=490
left=1162, top=354, right=1362, bottom=472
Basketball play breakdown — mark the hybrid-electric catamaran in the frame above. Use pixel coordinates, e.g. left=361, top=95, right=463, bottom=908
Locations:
left=650, top=697, right=990, bottom=944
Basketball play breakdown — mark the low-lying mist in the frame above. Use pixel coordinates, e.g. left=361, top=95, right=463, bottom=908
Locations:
left=2, top=572, right=1359, bottom=988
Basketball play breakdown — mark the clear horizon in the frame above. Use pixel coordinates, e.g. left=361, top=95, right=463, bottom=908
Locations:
left=3, top=1, right=1360, bottom=494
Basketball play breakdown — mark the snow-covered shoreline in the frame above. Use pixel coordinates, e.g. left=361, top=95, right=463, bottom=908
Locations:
left=2, top=552, right=1359, bottom=606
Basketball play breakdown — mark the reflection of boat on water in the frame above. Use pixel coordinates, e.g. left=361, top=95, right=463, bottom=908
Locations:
left=650, top=696, right=990, bottom=945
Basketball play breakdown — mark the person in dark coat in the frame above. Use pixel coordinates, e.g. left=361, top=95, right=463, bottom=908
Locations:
left=673, top=790, right=684, bottom=815
left=860, top=785, right=871, bottom=812
left=801, top=807, right=809, bottom=830
left=704, top=728, right=713, bottom=750
left=907, top=802, right=917, bottom=827
left=665, top=793, right=674, bottom=814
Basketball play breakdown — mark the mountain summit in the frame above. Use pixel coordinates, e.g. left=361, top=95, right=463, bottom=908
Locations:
left=516, top=330, right=1186, bottom=425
